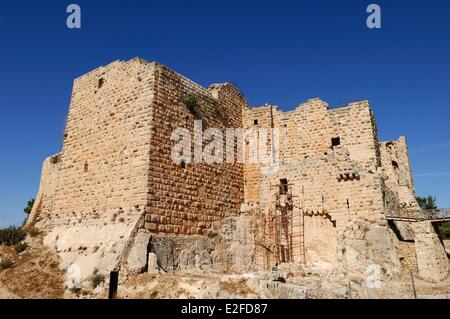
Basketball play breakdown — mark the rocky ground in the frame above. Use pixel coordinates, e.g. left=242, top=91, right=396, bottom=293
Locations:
left=1, top=237, right=449, bottom=299
left=0, top=234, right=65, bottom=298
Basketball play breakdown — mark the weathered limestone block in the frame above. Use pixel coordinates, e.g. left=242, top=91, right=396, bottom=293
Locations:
left=339, top=220, right=401, bottom=278
left=413, top=221, right=448, bottom=282
left=126, top=229, right=151, bottom=274
left=147, top=252, right=159, bottom=274
left=149, top=235, right=215, bottom=271
left=39, top=208, right=142, bottom=286
left=195, top=250, right=213, bottom=269
left=178, top=249, right=195, bottom=269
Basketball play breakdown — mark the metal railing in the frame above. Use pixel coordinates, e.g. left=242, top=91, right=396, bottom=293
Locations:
left=386, top=208, right=450, bottom=222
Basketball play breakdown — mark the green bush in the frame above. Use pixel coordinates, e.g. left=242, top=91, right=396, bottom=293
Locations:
left=438, top=222, right=450, bottom=240
left=182, top=94, right=201, bottom=118
left=91, top=274, right=105, bottom=289
left=0, top=258, right=14, bottom=270
left=15, top=242, right=28, bottom=253
left=0, top=226, right=26, bottom=246
left=213, top=103, right=229, bottom=124
left=24, top=198, right=35, bottom=215
left=28, top=226, right=40, bottom=237
left=69, top=286, right=81, bottom=294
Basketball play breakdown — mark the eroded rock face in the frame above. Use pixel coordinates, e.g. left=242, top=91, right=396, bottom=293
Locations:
left=339, top=219, right=401, bottom=279
left=143, top=214, right=254, bottom=273
left=149, top=235, right=214, bottom=272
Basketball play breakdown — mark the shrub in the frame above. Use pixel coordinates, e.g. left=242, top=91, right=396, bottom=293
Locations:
left=0, top=226, right=26, bottom=246
left=438, top=222, right=450, bottom=240
left=15, top=242, right=28, bottom=253
left=182, top=94, right=201, bottom=118
left=69, top=286, right=81, bottom=294
left=91, top=274, right=105, bottom=289
left=213, top=103, right=229, bottom=124
left=0, top=258, right=14, bottom=270
left=28, top=226, right=40, bottom=237
left=24, top=198, right=35, bottom=215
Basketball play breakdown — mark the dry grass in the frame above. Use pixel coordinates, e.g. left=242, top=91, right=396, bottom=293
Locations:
left=0, top=236, right=65, bottom=298
left=218, top=279, right=256, bottom=297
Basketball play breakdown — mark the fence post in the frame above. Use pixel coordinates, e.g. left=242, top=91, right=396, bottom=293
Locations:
left=109, top=270, right=119, bottom=299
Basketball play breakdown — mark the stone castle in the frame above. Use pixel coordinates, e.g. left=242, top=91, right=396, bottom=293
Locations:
left=27, top=58, right=448, bottom=287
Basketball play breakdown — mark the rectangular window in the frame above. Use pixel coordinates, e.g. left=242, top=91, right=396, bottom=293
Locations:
left=331, top=137, right=341, bottom=148
left=280, top=178, right=288, bottom=194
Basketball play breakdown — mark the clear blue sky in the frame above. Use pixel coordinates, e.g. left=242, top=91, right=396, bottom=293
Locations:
left=0, top=0, right=449, bottom=227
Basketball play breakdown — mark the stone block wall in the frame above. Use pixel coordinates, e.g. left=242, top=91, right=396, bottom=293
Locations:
left=380, top=138, right=416, bottom=199
left=329, top=101, right=381, bottom=170
left=297, top=98, right=332, bottom=160
left=31, top=59, right=247, bottom=237
left=243, top=105, right=276, bottom=203
left=31, top=58, right=156, bottom=222
left=243, top=99, right=382, bottom=205
left=143, top=63, right=247, bottom=236
left=254, top=149, right=388, bottom=265
left=27, top=154, right=61, bottom=225
left=413, top=221, right=449, bottom=282
left=241, top=98, right=415, bottom=271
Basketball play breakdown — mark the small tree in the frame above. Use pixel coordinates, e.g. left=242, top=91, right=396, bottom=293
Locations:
left=416, top=195, right=437, bottom=210
left=23, top=198, right=35, bottom=215
left=416, top=195, right=448, bottom=239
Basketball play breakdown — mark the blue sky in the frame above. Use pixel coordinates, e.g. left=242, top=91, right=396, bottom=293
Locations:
left=0, top=0, right=449, bottom=227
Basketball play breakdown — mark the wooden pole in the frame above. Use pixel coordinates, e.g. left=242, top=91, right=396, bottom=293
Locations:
left=109, top=270, right=119, bottom=299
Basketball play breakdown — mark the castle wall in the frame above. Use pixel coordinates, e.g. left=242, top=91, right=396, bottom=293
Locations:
left=243, top=105, right=275, bottom=203
left=241, top=99, right=404, bottom=270
left=254, top=148, right=388, bottom=265
left=143, top=63, right=247, bottom=236
left=380, top=137, right=417, bottom=206
left=413, top=221, right=449, bottom=282
left=297, top=98, right=332, bottom=160
left=27, top=155, right=60, bottom=224
left=329, top=101, right=381, bottom=170
left=243, top=99, right=381, bottom=204
left=31, top=59, right=156, bottom=219
left=303, top=214, right=337, bottom=265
